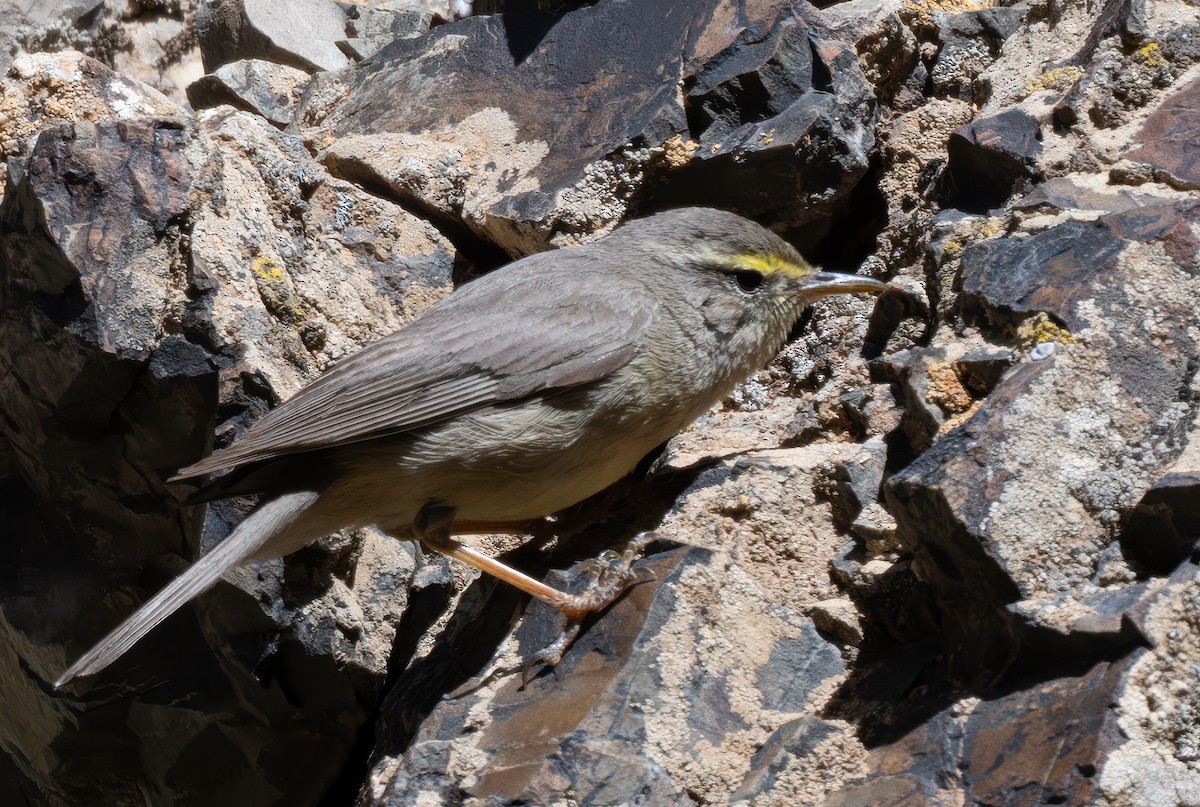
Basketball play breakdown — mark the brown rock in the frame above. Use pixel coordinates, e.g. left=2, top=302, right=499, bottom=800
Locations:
left=0, top=51, right=186, bottom=195
left=1126, top=75, right=1200, bottom=189
left=946, top=107, right=1043, bottom=211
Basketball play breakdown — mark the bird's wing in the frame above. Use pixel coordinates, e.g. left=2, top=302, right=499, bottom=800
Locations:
left=173, top=249, right=656, bottom=479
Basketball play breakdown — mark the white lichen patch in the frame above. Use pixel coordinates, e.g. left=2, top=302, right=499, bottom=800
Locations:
left=1097, top=574, right=1200, bottom=807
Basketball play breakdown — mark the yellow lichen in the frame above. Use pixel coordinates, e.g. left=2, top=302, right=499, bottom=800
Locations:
left=1023, top=66, right=1083, bottom=96
left=252, top=255, right=286, bottom=283
left=1135, top=42, right=1168, bottom=70
left=251, top=255, right=307, bottom=325
left=977, top=217, right=1004, bottom=238
left=1017, top=312, right=1074, bottom=348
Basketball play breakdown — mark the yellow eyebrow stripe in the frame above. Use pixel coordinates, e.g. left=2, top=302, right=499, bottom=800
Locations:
left=731, top=252, right=813, bottom=279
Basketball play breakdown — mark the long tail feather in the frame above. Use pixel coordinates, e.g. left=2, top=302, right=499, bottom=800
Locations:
left=55, top=490, right=320, bottom=687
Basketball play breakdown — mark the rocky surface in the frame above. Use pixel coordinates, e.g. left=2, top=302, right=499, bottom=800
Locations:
left=3, top=0, right=1200, bottom=805
left=0, top=1, right=202, bottom=104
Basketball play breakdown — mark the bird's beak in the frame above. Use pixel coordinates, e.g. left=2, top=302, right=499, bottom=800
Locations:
left=801, top=271, right=891, bottom=298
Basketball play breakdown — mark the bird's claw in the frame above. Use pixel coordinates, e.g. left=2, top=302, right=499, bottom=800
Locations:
left=557, top=547, right=654, bottom=621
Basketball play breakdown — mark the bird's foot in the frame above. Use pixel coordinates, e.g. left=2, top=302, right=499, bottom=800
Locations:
left=555, top=547, right=656, bottom=622
left=524, top=544, right=656, bottom=672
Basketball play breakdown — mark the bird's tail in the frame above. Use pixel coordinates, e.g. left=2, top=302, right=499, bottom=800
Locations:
left=55, top=490, right=320, bottom=688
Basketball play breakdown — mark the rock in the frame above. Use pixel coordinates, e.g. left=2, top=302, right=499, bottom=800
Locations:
left=0, top=3, right=202, bottom=104
left=0, top=50, right=186, bottom=196
left=372, top=545, right=848, bottom=804
left=0, top=1, right=104, bottom=75
left=646, top=31, right=876, bottom=243
left=808, top=597, right=864, bottom=646
left=838, top=384, right=903, bottom=438
left=887, top=200, right=1200, bottom=685
left=816, top=435, right=888, bottom=532
left=872, top=339, right=1006, bottom=455
left=196, top=0, right=353, bottom=74
left=1014, top=175, right=1168, bottom=214
left=186, top=59, right=311, bottom=127
left=833, top=661, right=1122, bottom=804
left=1121, top=412, right=1200, bottom=574
left=1126, top=75, right=1200, bottom=189
left=7, top=0, right=1200, bottom=802
left=946, top=107, right=1043, bottom=211
left=313, top=0, right=876, bottom=256
left=0, top=109, right=455, bottom=803
left=821, top=1, right=919, bottom=106
left=929, top=7, right=1026, bottom=104
left=731, top=716, right=864, bottom=804
left=337, top=0, right=433, bottom=61
left=365, top=444, right=861, bottom=804
left=831, top=564, right=1200, bottom=804
left=852, top=502, right=899, bottom=556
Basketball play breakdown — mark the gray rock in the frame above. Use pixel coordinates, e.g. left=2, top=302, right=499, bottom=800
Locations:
left=929, top=7, right=1026, bottom=104
left=371, top=547, right=845, bottom=803
left=888, top=201, right=1200, bottom=686
left=196, top=0, right=352, bottom=74
left=313, top=0, right=875, bottom=255
left=187, top=58, right=311, bottom=127
left=0, top=109, right=455, bottom=804
left=337, top=1, right=433, bottom=61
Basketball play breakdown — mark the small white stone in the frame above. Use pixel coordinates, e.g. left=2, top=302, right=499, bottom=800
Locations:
left=1030, top=341, right=1055, bottom=361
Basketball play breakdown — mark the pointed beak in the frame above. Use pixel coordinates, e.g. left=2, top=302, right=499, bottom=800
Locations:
left=800, top=271, right=891, bottom=298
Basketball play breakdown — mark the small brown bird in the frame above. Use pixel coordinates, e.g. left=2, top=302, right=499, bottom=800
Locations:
left=57, top=207, right=888, bottom=687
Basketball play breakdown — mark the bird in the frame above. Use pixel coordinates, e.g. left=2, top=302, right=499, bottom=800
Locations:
left=55, top=206, right=889, bottom=687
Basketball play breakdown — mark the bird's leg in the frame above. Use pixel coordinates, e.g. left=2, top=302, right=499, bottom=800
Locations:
left=412, top=503, right=644, bottom=621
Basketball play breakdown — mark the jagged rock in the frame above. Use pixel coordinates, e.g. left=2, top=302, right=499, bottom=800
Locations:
left=838, top=384, right=903, bottom=438
left=312, top=0, right=876, bottom=256
left=196, top=0, right=353, bottom=74
left=0, top=2, right=201, bottom=103
left=808, top=597, right=864, bottom=646
left=1121, top=420, right=1200, bottom=574
left=6, top=0, right=1200, bottom=803
left=730, top=716, right=863, bottom=804
left=0, top=2, right=106, bottom=75
left=818, top=1, right=919, bottom=106
left=831, top=563, right=1200, bottom=803
left=645, top=18, right=877, bottom=241
left=0, top=50, right=186, bottom=195
left=817, top=435, right=888, bottom=532
left=0, top=109, right=455, bottom=803
left=887, top=200, right=1200, bottom=685
left=186, top=58, right=311, bottom=127
left=872, top=339, right=1007, bottom=455
left=929, top=6, right=1026, bottom=104
left=338, top=1, right=433, bottom=61
left=1014, top=174, right=1169, bottom=214
left=366, top=445, right=861, bottom=805
left=946, top=107, right=1043, bottom=211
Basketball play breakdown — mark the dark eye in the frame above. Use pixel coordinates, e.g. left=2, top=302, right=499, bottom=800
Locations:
left=733, top=270, right=764, bottom=293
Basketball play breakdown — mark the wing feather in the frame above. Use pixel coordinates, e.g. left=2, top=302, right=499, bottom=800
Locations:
left=174, top=248, right=655, bottom=479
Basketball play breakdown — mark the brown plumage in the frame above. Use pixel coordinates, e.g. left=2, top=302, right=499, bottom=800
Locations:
left=57, top=207, right=889, bottom=687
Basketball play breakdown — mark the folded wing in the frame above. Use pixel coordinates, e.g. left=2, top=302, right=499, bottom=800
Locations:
left=174, top=249, right=656, bottom=480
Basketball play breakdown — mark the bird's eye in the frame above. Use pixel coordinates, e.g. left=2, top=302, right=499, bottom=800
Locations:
left=733, top=270, right=764, bottom=293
